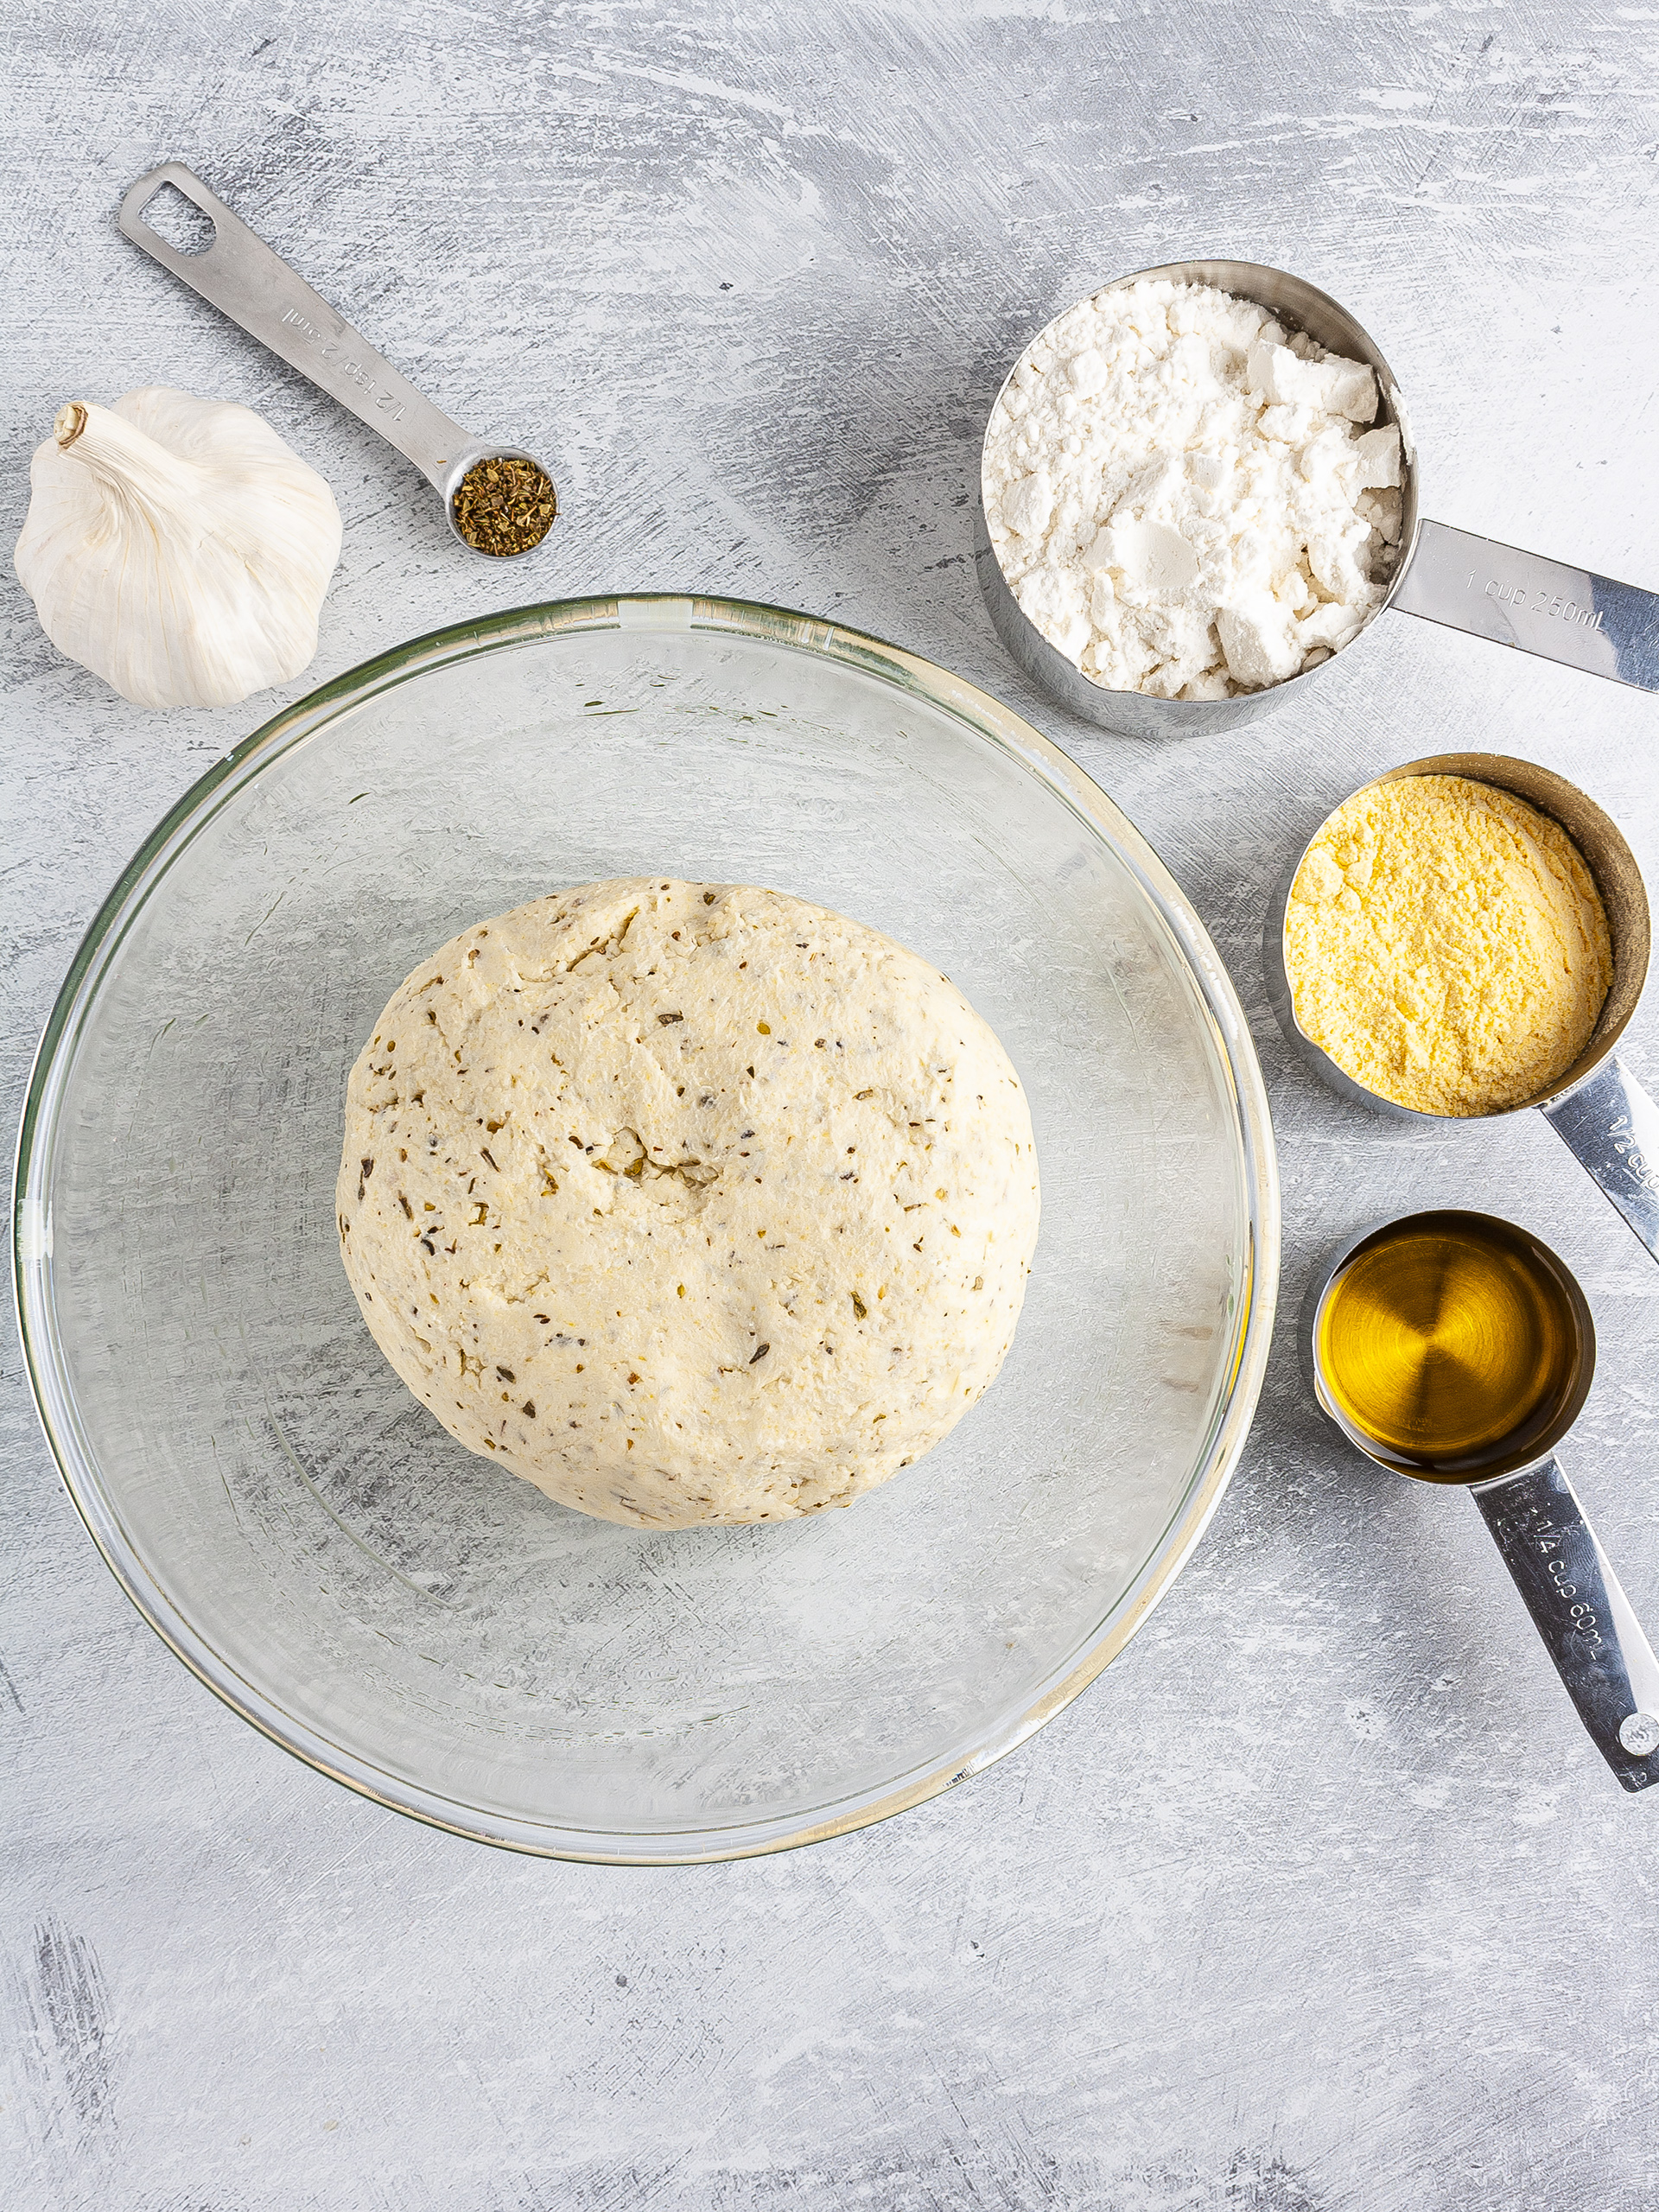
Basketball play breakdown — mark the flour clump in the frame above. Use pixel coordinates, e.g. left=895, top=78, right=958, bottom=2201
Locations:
left=337, top=880, right=1039, bottom=1529
left=982, top=278, right=1405, bottom=699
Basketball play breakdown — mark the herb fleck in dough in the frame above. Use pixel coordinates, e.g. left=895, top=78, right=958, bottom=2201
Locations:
left=337, top=880, right=1040, bottom=1528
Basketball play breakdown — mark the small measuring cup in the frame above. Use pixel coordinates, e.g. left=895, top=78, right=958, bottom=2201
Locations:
left=1264, top=752, right=1659, bottom=1268
left=1306, top=1210, right=1659, bottom=1790
left=975, top=259, right=1659, bottom=739
left=118, top=163, right=556, bottom=559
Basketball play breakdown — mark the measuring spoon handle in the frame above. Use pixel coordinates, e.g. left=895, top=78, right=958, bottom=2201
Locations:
left=1472, top=1455, right=1659, bottom=1790
left=118, top=162, right=468, bottom=488
left=1541, top=1056, right=1659, bottom=1262
left=1393, top=518, right=1659, bottom=693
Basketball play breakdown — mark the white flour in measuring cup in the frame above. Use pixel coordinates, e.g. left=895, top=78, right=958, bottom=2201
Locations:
left=982, top=278, right=1404, bottom=699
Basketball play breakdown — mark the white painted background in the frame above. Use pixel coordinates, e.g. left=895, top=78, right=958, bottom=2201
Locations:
left=4, top=3, right=1658, bottom=2206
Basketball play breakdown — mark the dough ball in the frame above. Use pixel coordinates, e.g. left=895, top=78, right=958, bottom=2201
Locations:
left=337, top=879, right=1039, bottom=1528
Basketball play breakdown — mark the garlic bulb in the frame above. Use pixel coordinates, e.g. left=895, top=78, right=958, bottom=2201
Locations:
left=13, top=387, right=342, bottom=709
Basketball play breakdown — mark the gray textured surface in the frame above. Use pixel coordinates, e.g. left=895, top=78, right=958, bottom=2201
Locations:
left=3, top=4, right=1658, bottom=2207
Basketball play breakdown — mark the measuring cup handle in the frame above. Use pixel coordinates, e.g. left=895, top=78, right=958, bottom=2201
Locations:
left=1472, top=1457, right=1659, bottom=1790
left=118, top=162, right=470, bottom=489
left=1541, top=1056, right=1659, bottom=1263
left=1392, top=518, right=1659, bottom=693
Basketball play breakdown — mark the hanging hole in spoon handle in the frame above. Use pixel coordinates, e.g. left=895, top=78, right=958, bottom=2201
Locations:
left=1471, top=1456, right=1659, bottom=1791
left=117, top=162, right=557, bottom=559
left=1394, top=519, right=1659, bottom=693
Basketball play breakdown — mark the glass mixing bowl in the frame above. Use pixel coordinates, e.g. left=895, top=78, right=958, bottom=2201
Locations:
left=14, top=596, right=1277, bottom=1862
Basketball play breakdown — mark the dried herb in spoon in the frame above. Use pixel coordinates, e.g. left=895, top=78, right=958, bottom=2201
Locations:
left=452, top=455, right=557, bottom=556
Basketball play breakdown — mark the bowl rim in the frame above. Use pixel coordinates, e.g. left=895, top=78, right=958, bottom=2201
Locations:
left=11, top=592, right=1281, bottom=1864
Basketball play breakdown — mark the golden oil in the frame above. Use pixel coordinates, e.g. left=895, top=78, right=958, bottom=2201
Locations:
left=1314, top=1211, right=1590, bottom=1482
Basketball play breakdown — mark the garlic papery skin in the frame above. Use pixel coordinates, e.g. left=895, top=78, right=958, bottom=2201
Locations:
left=13, top=387, right=342, bottom=709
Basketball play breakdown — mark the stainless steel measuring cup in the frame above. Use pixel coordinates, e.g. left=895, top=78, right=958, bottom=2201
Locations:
left=1265, top=752, right=1659, bottom=1267
left=118, top=163, right=556, bottom=560
left=1306, top=1210, right=1659, bottom=1790
left=975, top=259, right=1659, bottom=739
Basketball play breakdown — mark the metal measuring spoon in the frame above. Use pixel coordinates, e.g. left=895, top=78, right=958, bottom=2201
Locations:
left=1306, top=1210, right=1659, bottom=1790
left=118, top=163, right=556, bottom=561
left=1265, top=752, right=1659, bottom=1268
left=975, top=259, right=1659, bottom=739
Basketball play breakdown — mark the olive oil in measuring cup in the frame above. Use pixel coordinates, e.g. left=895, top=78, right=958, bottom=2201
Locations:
left=1314, top=1211, right=1590, bottom=1482
left=1305, top=1208, right=1659, bottom=1789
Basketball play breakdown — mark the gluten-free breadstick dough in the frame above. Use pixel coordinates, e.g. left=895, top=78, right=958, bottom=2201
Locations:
left=337, top=879, right=1040, bottom=1528
left=1285, top=776, right=1612, bottom=1116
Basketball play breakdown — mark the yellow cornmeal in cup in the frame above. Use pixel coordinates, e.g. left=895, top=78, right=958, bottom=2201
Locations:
left=1285, top=774, right=1612, bottom=1116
